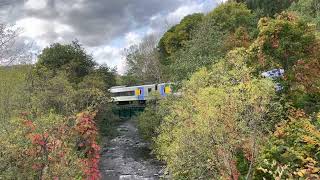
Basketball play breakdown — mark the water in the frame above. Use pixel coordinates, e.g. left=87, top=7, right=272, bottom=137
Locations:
left=99, top=119, right=166, bottom=180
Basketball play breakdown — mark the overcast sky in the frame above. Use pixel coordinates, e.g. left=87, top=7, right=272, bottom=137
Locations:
left=1, top=0, right=224, bottom=73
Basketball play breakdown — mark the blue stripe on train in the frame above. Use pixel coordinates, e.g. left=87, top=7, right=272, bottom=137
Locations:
left=160, top=84, right=166, bottom=97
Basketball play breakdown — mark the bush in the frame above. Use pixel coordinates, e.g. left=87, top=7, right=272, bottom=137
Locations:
left=137, top=92, right=175, bottom=143
left=0, top=66, right=30, bottom=124
left=154, top=49, right=283, bottom=179
left=256, top=111, right=320, bottom=179
left=137, top=105, right=162, bottom=142
left=0, top=41, right=117, bottom=179
left=0, top=111, right=101, bottom=179
left=95, top=103, right=120, bottom=138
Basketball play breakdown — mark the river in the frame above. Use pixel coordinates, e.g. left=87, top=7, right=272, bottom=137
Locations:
left=99, top=119, right=166, bottom=180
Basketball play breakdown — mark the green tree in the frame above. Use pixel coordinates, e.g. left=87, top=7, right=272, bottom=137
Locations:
left=93, top=64, right=117, bottom=91
left=28, top=70, right=77, bottom=115
left=245, top=0, right=296, bottom=17
left=289, top=0, right=320, bottom=30
left=155, top=49, right=283, bottom=179
left=249, top=12, right=320, bottom=113
left=37, top=41, right=96, bottom=84
left=158, top=13, right=204, bottom=64
left=118, top=74, right=143, bottom=86
left=169, top=2, right=258, bottom=82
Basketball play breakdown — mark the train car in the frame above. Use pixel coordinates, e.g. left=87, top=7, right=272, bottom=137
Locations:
left=261, top=68, right=285, bottom=91
left=109, top=83, right=172, bottom=104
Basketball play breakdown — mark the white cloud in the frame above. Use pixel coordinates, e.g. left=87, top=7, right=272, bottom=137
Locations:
left=166, top=3, right=202, bottom=24
left=16, top=17, right=49, bottom=38
left=124, top=32, right=142, bottom=47
left=25, top=0, right=47, bottom=10
left=54, top=23, right=74, bottom=34
left=15, top=17, right=74, bottom=48
left=90, top=31, right=143, bottom=74
left=166, top=0, right=217, bottom=25
left=89, top=45, right=125, bottom=73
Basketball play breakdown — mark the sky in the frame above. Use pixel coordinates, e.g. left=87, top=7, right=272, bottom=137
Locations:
left=0, top=0, right=224, bottom=73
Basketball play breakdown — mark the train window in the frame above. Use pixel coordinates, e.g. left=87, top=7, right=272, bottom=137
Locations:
left=148, top=88, right=152, bottom=93
left=155, top=85, right=158, bottom=91
left=112, top=91, right=135, bottom=97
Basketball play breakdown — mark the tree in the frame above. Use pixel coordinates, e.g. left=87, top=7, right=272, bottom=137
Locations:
left=169, top=2, right=258, bottom=82
left=28, top=71, right=77, bottom=115
left=249, top=12, right=320, bottom=113
left=37, top=41, right=96, bottom=84
left=125, top=34, right=163, bottom=84
left=245, top=0, right=297, bottom=17
left=119, top=74, right=142, bottom=86
left=92, top=64, right=117, bottom=91
left=289, top=0, right=320, bottom=30
left=0, top=24, right=30, bottom=66
left=0, top=23, right=32, bottom=129
left=155, top=49, right=283, bottom=179
left=158, top=13, right=204, bottom=64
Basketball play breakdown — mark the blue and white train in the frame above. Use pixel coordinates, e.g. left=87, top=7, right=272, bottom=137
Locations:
left=109, top=83, right=172, bottom=103
left=261, top=68, right=285, bottom=91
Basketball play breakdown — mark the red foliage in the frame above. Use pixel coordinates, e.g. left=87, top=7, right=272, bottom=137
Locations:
left=20, top=111, right=101, bottom=179
left=230, top=159, right=240, bottom=180
left=75, top=112, right=101, bottom=180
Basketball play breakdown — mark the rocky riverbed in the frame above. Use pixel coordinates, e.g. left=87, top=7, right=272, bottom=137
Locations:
left=99, top=119, right=166, bottom=180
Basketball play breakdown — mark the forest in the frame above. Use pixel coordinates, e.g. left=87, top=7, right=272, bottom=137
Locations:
left=0, top=0, right=320, bottom=179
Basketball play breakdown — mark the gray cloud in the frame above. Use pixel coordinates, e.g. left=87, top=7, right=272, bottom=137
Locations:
left=0, top=0, right=220, bottom=72
left=1, top=0, right=184, bottom=46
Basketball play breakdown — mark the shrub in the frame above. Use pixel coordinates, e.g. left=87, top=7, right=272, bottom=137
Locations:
left=0, top=111, right=101, bottom=179
left=154, top=49, right=283, bottom=179
left=137, top=92, right=175, bottom=143
left=256, top=111, right=320, bottom=179
left=0, top=66, right=30, bottom=124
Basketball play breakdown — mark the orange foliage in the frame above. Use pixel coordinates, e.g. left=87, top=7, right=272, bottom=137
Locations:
left=75, top=112, right=101, bottom=180
left=20, top=111, right=101, bottom=179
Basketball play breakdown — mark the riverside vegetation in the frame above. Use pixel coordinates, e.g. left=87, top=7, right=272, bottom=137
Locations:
left=0, top=41, right=118, bottom=179
left=1, top=0, right=320, bottom=179
left=136, top=0, right=320, bottom=179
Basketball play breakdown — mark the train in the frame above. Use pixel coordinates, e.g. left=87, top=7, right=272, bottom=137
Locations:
left=109, top=83, right=172, bottom=104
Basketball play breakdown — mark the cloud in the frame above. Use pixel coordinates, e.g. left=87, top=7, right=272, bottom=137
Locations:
left=149, top=0, right=221, bottom=35
left=25, top=0, right=47, bottom=10
left=10, top=0, right=183, bottom=47
left=0, top=0, right=221, bottom=73
left=89, top=31, right=143, bottom=74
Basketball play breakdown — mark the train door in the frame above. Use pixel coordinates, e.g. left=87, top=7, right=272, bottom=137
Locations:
left=159, top=84, right=171, bottom=97
left=135, top=87, right=145, bottom=100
